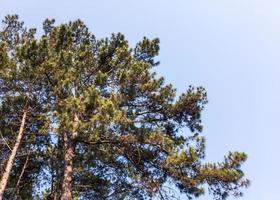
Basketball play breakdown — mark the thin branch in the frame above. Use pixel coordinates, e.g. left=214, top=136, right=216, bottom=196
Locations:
left=0, top=133, right=12, bottom=152
left=76, top=139, right=169, bottom=154
left=14, top=153, right=30, bottom=196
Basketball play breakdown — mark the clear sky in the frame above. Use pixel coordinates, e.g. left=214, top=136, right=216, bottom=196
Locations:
left=1, top=0, right=279, bottom=199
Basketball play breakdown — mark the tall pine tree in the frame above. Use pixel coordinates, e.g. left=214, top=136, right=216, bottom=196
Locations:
left=0, top=15, right=51, bottom=199
left=0, top=15, right=249, bottom=200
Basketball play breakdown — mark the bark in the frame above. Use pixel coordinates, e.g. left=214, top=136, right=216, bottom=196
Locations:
left=0, top=110, right=28, bottom=200
left=61, top=132, right=75, bottom=200
left=61, top=114, right=79, bottom=200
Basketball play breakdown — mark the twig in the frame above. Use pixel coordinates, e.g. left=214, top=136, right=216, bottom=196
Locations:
left=0, top=133, right=12, bottom=151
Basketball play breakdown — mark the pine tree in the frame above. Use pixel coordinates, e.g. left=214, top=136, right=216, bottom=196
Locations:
left=0, top=15, right=51, bottom=199
left=0, top=15, right=249, bottom=200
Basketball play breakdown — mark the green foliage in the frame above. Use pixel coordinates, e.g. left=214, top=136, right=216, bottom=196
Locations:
left=0, top=15, right=249, bottom=200
left=0, top=15, right=52, bottom=200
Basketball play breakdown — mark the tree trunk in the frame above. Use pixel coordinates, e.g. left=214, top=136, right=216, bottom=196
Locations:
left=61, top=132, right=75, bottom=200
left=0, top=110, right=28, bottom=200
left=61, top=114, right=79, bottom=200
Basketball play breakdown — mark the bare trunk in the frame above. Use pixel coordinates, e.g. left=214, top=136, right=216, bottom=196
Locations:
left=61, top=114, right=79, bottom=200
left=61, top=132, right=75, bottom=200
left=0, top=110, right=27, bottom=200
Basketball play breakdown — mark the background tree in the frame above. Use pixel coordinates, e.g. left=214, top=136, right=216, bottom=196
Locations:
left=0, top=15, right=51, bottom=199
left=0, top=15, right=249, bottom=200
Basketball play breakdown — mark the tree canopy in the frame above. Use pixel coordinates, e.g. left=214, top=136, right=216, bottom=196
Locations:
left=0, top=15, right=249, bottom=200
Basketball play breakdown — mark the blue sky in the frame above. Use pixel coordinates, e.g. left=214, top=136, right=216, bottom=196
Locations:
left=1, top=0, right=279, bottom=199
